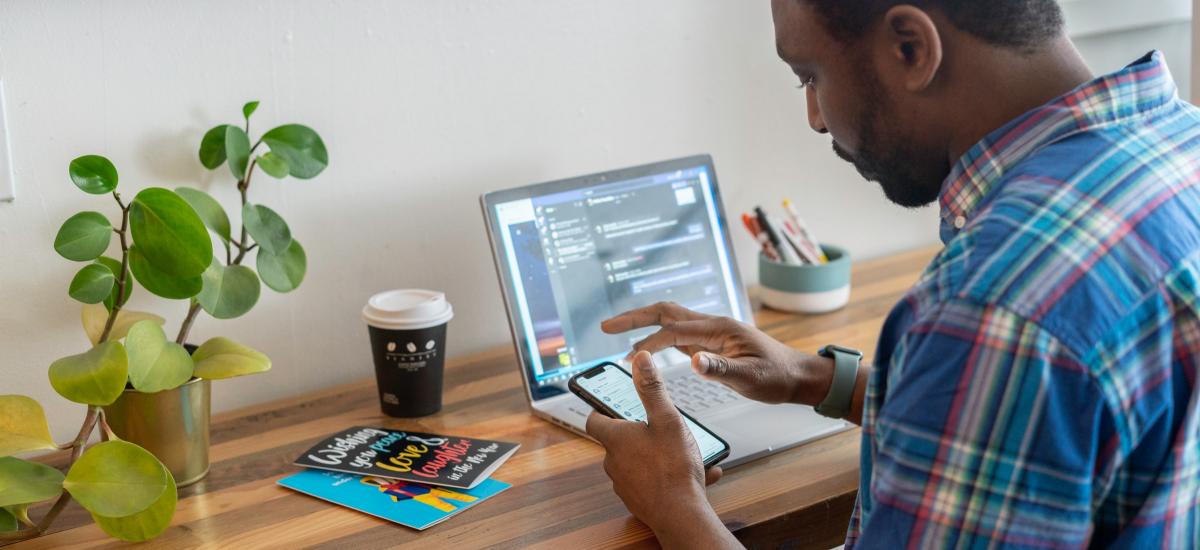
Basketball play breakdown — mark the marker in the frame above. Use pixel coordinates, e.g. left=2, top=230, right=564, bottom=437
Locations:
left=751, top=217, right=783, bottom=261
left=780, top=219, right=821, bottom=264
left=742, top=213, right=780, bottom=261
left=755, top=207, right=801, bottom=264
left=778, top=218, right=821, bottom=264
left=783, top=199, right=828, bottom=263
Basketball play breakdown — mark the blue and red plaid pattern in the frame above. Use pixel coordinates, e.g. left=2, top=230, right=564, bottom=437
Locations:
left=846, top=51, right=1200, bottom=549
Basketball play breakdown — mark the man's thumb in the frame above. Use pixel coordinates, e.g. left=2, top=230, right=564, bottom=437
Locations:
left=693, top=352, right=749, bottom=381
left=631, top=351, right=677, bottom=421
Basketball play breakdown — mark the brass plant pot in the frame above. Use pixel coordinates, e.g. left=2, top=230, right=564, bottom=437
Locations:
left=102, top=377, right=211, bottom=488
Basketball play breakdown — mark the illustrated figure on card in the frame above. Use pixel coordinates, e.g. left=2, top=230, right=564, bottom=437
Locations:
left=360, top=476, right=478, bottom=513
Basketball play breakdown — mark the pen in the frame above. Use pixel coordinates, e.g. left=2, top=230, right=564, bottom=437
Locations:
left=780, top=219, right=821, bottom=264
left=755, top=207, right=801, bottom=264
left=742, top=213, right=780, bottom=261
left=782, top=199, right=828, bottom=263
left=778, top=218, right=821, bottom=264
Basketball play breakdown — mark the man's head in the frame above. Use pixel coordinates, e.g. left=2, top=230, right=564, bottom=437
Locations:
left=772, top=0, right=1067, bottom=208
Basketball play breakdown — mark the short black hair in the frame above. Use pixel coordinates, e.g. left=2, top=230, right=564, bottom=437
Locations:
left=802, top=0, right=1065, bottom=52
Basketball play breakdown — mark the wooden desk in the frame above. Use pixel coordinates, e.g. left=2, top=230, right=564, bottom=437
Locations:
left=17, top=246, right=937, bottom=550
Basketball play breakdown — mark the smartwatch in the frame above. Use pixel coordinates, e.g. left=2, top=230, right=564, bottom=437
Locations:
left=814, top=344, right=863, bottom=419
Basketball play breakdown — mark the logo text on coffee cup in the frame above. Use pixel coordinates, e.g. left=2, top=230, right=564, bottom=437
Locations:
left=385, top=339, right=439, bottom=370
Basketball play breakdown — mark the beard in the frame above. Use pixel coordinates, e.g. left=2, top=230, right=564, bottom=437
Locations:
left=831, top=74, right=946, bottom=209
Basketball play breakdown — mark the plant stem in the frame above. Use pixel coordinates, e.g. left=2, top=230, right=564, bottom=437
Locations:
left=175, top=300, right=202, bottom=345
left=97, top=409, right=115, bottom=442
left=177, top=143, right=261, bottom=346
left=232, top=159, right=258, bottom=265
left=97, top=193, right=132, bottom=344
left=0, top=406, right=101, bottom=541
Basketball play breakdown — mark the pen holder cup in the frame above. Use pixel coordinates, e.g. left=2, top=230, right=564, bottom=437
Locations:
left=759, top=245, right=851, bottom=314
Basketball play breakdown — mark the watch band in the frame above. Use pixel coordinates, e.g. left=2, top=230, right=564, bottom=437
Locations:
left=814, top=344, right=863, bottom=419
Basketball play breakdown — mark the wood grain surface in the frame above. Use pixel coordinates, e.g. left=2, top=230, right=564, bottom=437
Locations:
left=11, top=246, right=937, bottom=550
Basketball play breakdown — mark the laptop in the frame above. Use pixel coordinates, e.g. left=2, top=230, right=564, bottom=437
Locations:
left=480, top=154, right=849, bottom=467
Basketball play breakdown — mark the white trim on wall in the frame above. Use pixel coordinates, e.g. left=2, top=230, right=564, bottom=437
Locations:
left=1062, top=0, right=1191, bottom=38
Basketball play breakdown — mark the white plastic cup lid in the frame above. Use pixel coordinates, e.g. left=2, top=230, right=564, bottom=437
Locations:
left=362, top=289, right=454, bottom=331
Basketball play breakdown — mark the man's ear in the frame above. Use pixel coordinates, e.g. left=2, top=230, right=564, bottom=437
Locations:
left=879, top=5, right=943, bottom=92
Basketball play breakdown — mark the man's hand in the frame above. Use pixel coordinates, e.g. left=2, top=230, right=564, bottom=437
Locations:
left=586, top=351, right=740, bottom=549
left=601, top=301, right=833, bottom=406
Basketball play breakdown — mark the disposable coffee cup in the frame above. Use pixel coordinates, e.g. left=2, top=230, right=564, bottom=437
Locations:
left=362, top=289, right=454, bottom=417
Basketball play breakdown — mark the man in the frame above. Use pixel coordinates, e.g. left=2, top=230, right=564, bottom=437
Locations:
left=587, top=1, right=1200, bottom=548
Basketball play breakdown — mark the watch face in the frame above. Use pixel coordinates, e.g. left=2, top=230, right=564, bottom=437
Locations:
left=823, top=345, right=862, bottom=358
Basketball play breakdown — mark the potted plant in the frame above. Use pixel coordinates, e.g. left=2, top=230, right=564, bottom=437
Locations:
left=0, top=101, right=327, bottom=542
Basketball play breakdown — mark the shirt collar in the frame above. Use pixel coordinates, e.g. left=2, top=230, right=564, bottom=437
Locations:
left=937, top=50, right=1179, bottom=243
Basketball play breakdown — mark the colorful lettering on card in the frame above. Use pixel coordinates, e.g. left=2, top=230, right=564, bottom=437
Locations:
left=292, top=426, right=520, bottom=489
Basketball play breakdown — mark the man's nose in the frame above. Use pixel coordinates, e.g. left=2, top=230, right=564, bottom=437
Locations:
left=807, top=87, right=829, bottom=134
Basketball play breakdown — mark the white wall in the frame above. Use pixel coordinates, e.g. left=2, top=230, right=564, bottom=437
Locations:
left=0, top=1, right=1185, bottom=442
left=1064, top=0, right=1193, bottom=98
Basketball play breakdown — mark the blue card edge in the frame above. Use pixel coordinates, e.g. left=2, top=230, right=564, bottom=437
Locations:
left=276, top=473, right=512, bottom=531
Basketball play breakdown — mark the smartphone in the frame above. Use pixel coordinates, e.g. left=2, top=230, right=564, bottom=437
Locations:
left=569, top=362, right=731, bottom=467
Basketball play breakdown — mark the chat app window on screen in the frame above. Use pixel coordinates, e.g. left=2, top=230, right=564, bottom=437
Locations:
left=495, top=166, right=740, bottom=389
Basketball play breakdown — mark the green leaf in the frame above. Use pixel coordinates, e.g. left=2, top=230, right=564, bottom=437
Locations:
left=175, top=186, right=232, bottom=244
left=225, top=126, right=251, bottom=181
left=262, top=124, right=328, bottom=179
left=69, top=263, right=116, bottom=304
left=0, top=507, right=15, bottom=532
left=242, top=101, right=260, bottom=121
left=0, top=396, right=57, bottom=457
left=129, top=188, right=213, bottom=278
left=48, top=342, right=128, bottom=406
left=256, top=152, right=289, bottom=179
left=257, top=239, right=306, bottom=293
left=82, top=304, right=164, bottom=346
left=241, top=204, right=292, bottom=255
left=95, top=256, right=132, bottom=311
left=69, top=155, right=119, bottom=195
left=198, top=125, right=231, bottom=170
left=92, top=466, right=175, bottom=542
left=197, top=261, right=260, bottom=319
left=192, top=337, right=271, bottom=379
left=54, top=212, right=113, bottom=262
left=0, top=457, right=64, bottom=507
left=125, top=321, right=194, bottom=393
left=129, top=246, right=203, bottom=300
left=63, top=441, right=167, bottom=518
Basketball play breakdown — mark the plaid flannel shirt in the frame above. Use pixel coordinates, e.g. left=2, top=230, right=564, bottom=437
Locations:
left=846, top=51, right=1200, bottom=549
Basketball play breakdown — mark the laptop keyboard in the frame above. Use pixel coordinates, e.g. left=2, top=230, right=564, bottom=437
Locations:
left=666, top=374, right=741, bottom=414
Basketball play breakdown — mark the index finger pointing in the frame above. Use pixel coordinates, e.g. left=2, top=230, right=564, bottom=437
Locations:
left=630, top=319, right=725, bottom=356
left=601, top=302, right=709, bottom=334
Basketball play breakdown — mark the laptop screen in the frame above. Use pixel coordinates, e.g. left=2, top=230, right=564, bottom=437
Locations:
left=483, top=155, right=751, bottom=400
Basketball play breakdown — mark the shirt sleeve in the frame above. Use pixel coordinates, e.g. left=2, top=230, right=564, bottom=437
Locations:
left=855, top=298, right=1107, bottom=549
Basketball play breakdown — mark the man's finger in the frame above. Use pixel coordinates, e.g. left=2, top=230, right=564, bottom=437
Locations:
left=630, top=319, right=724, bottom=356
left=585, top=411, right=622, bottom=444
left=631, top=351, right=680, bottom=422
left=705, top=466, right=723, bottom=486
left=601, top=302, right=709, bottom=334
left=692, top=351, right=757, bottom=384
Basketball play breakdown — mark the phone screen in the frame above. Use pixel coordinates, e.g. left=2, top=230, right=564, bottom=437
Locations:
left=575, top=363, right=727, bottom=464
